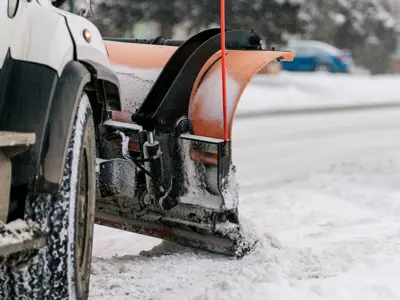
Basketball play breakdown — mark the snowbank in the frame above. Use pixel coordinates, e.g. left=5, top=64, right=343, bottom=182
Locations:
left=236, top=72, right=400, bottom=115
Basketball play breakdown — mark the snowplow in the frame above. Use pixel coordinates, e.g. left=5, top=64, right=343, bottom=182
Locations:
left=0, top=0, right=294, bottom=298
left=96, top=30, right=294, bottom=257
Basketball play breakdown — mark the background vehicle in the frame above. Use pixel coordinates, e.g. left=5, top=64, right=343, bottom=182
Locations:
left=280, top=40, right=353, bottom=73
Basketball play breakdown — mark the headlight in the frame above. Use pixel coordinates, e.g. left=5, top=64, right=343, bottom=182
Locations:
left=8, top=0, right=19, bottom=18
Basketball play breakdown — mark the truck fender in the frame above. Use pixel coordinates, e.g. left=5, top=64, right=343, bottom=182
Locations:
left=0, top=51, right=59, bottom=191
left=42, top=59, right=122, bottom=192
left=41, top=61, right=91, bottom=192
left=79, top=59, right=121, bottom=112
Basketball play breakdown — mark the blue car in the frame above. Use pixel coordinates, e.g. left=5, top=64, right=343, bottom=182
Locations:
left=280, top=40, right=353, bottom=73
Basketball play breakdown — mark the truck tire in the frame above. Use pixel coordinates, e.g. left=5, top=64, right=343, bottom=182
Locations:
left=3, top=92, right=96, bottom=300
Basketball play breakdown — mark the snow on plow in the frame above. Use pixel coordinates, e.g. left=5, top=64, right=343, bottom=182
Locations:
left=94, top=29, right=294, bottom=257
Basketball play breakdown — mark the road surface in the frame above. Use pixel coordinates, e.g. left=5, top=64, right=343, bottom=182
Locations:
left=90, top=106, right=400, bottom=300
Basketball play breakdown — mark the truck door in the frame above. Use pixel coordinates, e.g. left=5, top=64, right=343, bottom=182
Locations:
left=0, top=0, right=23, bottom=69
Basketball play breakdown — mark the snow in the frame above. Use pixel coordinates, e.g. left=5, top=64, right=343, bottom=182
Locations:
left=103, top=119, right=142, bottom=131
left=331, top=13, right=346, bottom=25
left=176, top=138, right=222, bottom=209
left=90, top=73, right=400, bottom=300
left=300, top=0, right=396, bottom=41
left=236, top=72, right=400, bottom=115
left=111, top=64, right=162, bottom=113
left=189, top=67, right=241, bottom=127
left=0, top=220, right=40, bottom=247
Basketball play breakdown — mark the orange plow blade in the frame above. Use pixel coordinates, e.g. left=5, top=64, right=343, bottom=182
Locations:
left=95, top=29, right=294, bottom=257
left=104, top=42, right=176, bottom=123
left=189, top=50, right=294, bottom=139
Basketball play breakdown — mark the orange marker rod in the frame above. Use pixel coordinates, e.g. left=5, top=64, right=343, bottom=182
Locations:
left=220, top=0, right=228, bottom=141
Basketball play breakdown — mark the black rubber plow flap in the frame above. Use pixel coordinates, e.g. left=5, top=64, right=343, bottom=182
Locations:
left=96, top=133, right=258, bottom=258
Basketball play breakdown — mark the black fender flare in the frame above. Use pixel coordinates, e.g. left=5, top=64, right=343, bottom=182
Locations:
left=40, top=60, right=92, bottom=192
left=41, top=59, right=121, bottom=192
left=0, top=52, right=59, bottom=193
left=0, top=55, right=121, bottom=219
left=79, top=59, right=121, bottom=112
left=0, top=57, right=92, bottom=193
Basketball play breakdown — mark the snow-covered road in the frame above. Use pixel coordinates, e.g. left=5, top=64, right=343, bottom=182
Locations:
left=90, top=102, right=400, bottom=300
left=237, top=72, right=400, bottom=115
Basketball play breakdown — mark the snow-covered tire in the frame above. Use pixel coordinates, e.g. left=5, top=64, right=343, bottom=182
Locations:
left=0, top=93, right=96, bottom=300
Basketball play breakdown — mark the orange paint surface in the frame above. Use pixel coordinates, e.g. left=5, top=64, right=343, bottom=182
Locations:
left=105, top=40, right=294, bottom=139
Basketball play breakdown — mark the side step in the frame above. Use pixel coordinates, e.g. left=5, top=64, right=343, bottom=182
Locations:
left=0, top=131, right=36, bottom=157
left=0, top=131, right=42, bottom=269
left=0, top=131, right=36, bottom=222
left=0, top=131, right=36, bottom=147
left=0, top=219, right=46, bottom=269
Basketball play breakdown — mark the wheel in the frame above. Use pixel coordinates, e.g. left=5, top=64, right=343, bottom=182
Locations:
left=70, top=93, right=96, bottom=299
left=1, top=93, right=96, bottom=300
left=315, top=64, right=331, bottom=73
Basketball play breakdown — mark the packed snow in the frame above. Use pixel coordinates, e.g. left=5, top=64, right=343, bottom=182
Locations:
left=0, top=220, right=42, bottom=247
left=90, top=72, right=400, bottom=300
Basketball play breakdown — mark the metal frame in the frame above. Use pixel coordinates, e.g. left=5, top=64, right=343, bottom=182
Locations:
left=132, top=29, right=263, bottom=131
